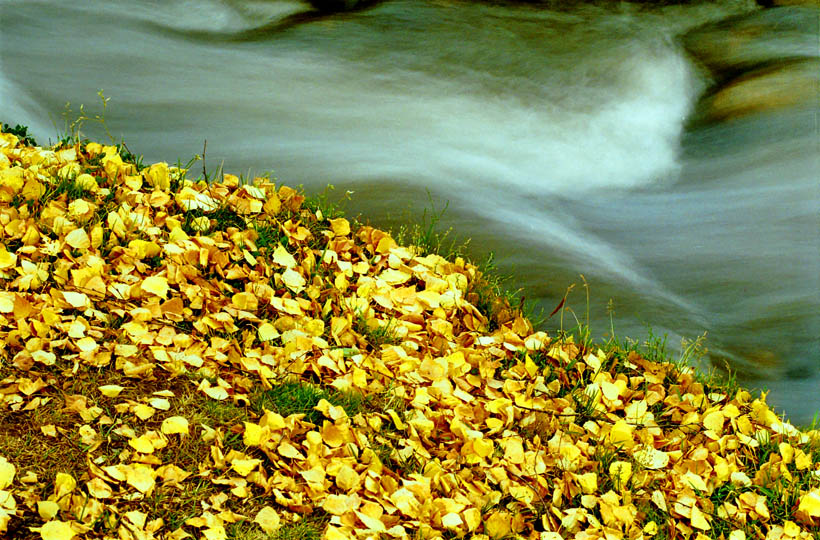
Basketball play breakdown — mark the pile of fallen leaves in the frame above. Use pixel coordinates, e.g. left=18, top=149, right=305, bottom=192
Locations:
left=0, top=127, right=819, bottom=540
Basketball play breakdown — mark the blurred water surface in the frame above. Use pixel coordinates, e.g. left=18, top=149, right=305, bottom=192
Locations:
left=1, top=0, right=818, bottom=422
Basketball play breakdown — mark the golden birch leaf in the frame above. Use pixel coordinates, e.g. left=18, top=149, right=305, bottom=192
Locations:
left=271, top=244, right=297, bottom=268
left=633, top=445, right=670, bottom=470
left=643, top=522, right=658, bottom=536
left=608, top=419, right=634, bottom=447
left=243, top=422, right=263, bottom=447
left=141, top=275, right=169, bottom=299
left=702, top=411, right=725, bottom=433
left=258, top=322, right=278, bottom=342
left=503, top=437, right=525, bottom=464
left=472, top=438, right=494, bottom=459
left=379, top=268, right=411, bottom=285
left=75, top=173, right=98, bottom=192
left=161, top=416, right=190, bottom=435
left=65, top=228, right=91, bottom=250
left=690, top=505, right=711, bottom=530
left=129, top=434, right=156, bottom=454
left=509, top=485, right=535, bottom=504
left=232, top=292, right=258, bottom=311
left=0, top=292, right=13, bottom=313
left=145, top=162, right=170, bottom=190
left=355, top=511, right=386, bottom=532
left=133, top=404, right=156, bottom=420
left=53, top=473, right=76, bottom=500
left=335, top=464, right=360, bottom=491
left=609, top=461, right=632, bottom=488
left=98, top=385, right=124, bottom=398
left=149, top=398, right=170, bottom=410
left=254, top=507, right=281, bottom=534
left=202, top=384, right=229, bottom=401
left=728, top=531, right=746, bottom=540
left=779, top=443, right=795, bottom=464
left=782, top=521, right=800, bottom=537
left=231, top=459, right=262, bottom=477
left=282, top=268, right=306, bottom=292
left=441, top=513, right=463, bottom=529
left=0, top=247, right=16, bottom=269
left=39, top=520, right=76, bottom=540
left=191, top=216, right=210, bottom=232
left=37, top=501, right=60, bottom=520
left=575, top=472, right=597, bottom=494
left=277, top=442, right=304, bottom=460
left=62, top=291, right=90, bottom=309
left=329, top=218, right=350, bottom=237
left=0, top=457, right=15, bottom=489
left=798, top=490, right=820, bottom=517
left=299, top=465, right=325, bottom=487
left=124, top=464, right=155, bottom=493
left=463, top=508, right=481, bottom=532
left=202, top=525, right=226, bottom=540
left=322, top=494, right=349, bottom=515
left=485, top=511, right=512, bottom=538
left=129, top=239, right=161, bottom=259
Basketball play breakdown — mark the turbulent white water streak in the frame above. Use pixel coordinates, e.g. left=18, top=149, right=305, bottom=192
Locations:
left=1, top=0, right=817, bottom=422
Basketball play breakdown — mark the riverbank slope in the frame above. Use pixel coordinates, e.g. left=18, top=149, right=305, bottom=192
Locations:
left=1, top=129, right=819, bottom=540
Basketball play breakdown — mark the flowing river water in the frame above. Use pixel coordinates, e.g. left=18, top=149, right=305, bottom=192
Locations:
left=1, top=0, right=818, bottom=423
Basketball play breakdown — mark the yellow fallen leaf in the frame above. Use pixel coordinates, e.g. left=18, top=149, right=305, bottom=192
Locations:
left=53, top=473, right=76, bottom=500
left=230, top=458, right=262, bottom=476
left=125, top=464, right=156, bottom=493
left=129, top=239, right=161, bottom=259
left=133, top=404, right=156, bottom=420
left=277, top=442, right=304, bottom=460
left=329, top=218, right=350, bottom=237
left=258, top=322, right=278, bottom=342
left=609, top=461, right=632, bottom=489
left=271, top=244, right=297, bottom=268
left=798, top=489, right=820, bottom=518
left=37, top=500, right=60, bottom=520
left=322, top=494, right=350, bottom=515
left=485, top=511, right=512, bottom=538
left=633, top=445, right=670, bottom=470
left=145, top=162, right=170, bottom=190
left=355, top=511, right=386, bottom=532
left=702, top=410, right=725, bottom=433
left=62, top=291, right=90, bottom=309
left=64, top=228, right=90, bottom=249
left=254, top=506, right=281, bottom=534
left=129, top=434, right=157, bottom=454
left=161, top=416, right=190, bottom=435
left=40, top=520, right=76, bottom=540
left=282, top=268, right=306, bottom=292
left=441, top=512, right=463, bottom=529
left=0, top=247, right=16, bottom=270
left=0, top=456, right=14, bottom=489
left=608, top=419, right=634, bottom=448
left=232, top=292, right=258, bottom=311
left=335, top=464, right=360, bottom=491
left=690, top=505, right=711, bottom=530
left=148, top=397, right=170, bottom=410
left=141, top=275, right=169, bottom=299
left=98, top=385, right=124, bottom=398
left=575, top=472, right=597, bottom=494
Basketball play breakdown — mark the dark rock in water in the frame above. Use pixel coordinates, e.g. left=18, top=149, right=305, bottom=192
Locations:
left=307, top=0, right=365, bottom=11
left=690, top=57, right=820, bottom=123
left=682, top=6, right=819, bottom=78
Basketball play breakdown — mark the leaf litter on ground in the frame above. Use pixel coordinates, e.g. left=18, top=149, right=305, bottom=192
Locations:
left=0, top=127, right=819, bottom=540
